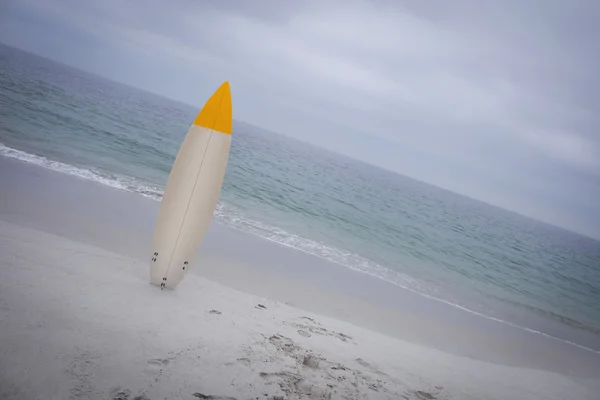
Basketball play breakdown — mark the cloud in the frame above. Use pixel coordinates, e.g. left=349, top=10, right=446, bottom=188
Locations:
left=1, top=0, right=599, bottom=238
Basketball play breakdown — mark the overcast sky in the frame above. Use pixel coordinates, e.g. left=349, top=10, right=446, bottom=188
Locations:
left=1, top=0, right=599, bottom=239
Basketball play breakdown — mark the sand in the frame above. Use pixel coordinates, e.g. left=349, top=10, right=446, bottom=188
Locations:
left=0, top=221, right=599, bottom=400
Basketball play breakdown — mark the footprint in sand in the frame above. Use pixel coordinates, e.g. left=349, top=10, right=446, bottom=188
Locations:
left=192, top=393, right=237, bottom=400
left=300, top=316, right=319, bottom=324
left=110, top=388, right=150, bottom=400
left=405, top=389, right=441, bottom=400
left=147, top=358, right=170, bottom=367
left=110, top=388, right=131, bottom=400
left=302, top=354, right=320, bottom=369
left=355, top=358, right=371, bottom=368
left=144, top=358, right=170, bottom=375
left=297, top=329, right=311, bottom=338
left=286, top=318, right=353, bottom=343
left=236, top=357, right=251, bottom=366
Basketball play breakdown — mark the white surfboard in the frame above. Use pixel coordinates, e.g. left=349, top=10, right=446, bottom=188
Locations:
left=149, top=81, right=232, bottom=290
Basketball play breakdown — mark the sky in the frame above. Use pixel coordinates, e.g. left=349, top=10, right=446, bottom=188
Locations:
left=1, top=0, right=599, bottom=239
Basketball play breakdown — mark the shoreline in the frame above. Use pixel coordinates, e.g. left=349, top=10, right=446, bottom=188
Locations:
left=2, top=153, right=600, bottom=355
left=2, top=142, right=600, bottom=351
left=1, top=155, right=600, bottom=379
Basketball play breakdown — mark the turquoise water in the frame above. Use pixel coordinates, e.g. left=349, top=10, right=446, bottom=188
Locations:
left=2, top=43, right=600, bottom=350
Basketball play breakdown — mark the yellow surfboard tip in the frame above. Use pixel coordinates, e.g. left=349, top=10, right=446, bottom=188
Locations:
left=193, top=81, right=232, bottom=134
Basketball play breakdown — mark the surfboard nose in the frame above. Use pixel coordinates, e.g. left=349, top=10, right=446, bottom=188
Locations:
left=193, top=81, right=232, bottom=135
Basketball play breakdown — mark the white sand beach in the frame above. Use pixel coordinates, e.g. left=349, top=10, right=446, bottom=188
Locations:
left=1, top=158, right=600, bottom=400
left=2, top=220, right=599, bottom=400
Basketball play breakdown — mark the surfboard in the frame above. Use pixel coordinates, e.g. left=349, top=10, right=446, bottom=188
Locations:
left=149, top=81, right=232, bottom=290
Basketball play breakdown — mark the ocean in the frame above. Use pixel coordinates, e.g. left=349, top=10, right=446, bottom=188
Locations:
left=1, top=43, right=599, bottom=353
